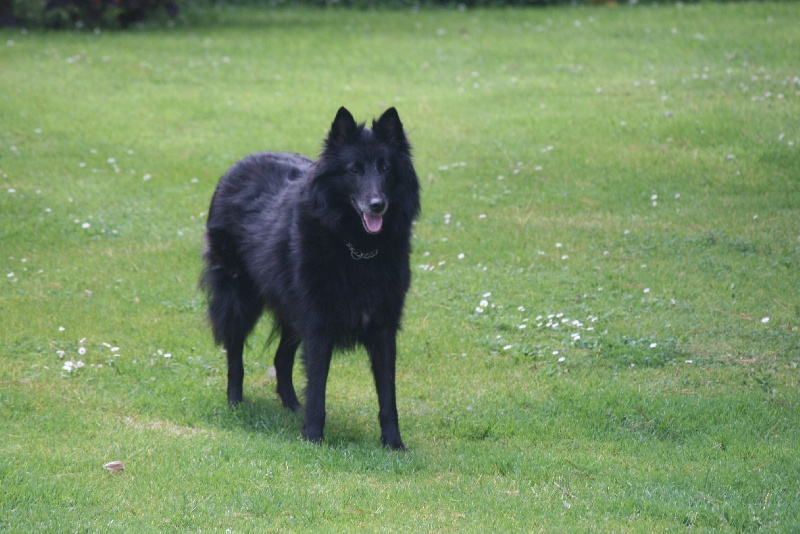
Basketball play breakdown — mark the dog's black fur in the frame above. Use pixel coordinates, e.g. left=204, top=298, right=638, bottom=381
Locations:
left=201, top=107, right=420, bottom=450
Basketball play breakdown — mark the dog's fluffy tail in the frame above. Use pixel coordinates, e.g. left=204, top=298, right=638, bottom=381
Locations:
left=200, top=228, right=262, bottom=348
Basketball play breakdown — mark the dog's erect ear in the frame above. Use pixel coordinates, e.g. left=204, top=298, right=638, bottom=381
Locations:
left=328, top=106, right=359, bottom=145
left=373, top=107, right=407, bottom=146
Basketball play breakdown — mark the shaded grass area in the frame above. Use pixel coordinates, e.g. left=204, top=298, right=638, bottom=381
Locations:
left=2, top=2, right=799, bottom=531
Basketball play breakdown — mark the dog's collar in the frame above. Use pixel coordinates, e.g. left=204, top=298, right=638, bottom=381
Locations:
left=346, top=242, right=379, bottom=260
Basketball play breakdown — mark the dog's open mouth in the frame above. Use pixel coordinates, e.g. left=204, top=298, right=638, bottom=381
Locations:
left=361, top=211, right=383, bottom=234
left=352, top=198, right=386, bottom=234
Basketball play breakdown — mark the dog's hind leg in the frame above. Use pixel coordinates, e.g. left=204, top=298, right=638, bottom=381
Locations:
left=301, top=334, right=334, bottom=444
left=225, top=337, right=246, bottom=405
left=274, top=329, right=301, bottom=411
left=220, top=291, right=262, bottom=405
left=364, top=329, right=406, bottom=451
left=203, top=264, right=263, bottom=405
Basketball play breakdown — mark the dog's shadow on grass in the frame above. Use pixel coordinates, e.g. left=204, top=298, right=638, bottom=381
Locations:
left=197, top=388, right=377, bottom=450
left=200, top=392, right=301, bottom=440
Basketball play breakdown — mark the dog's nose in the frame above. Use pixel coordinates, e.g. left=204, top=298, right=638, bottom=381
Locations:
left=369, top=199, right=387, bottom=214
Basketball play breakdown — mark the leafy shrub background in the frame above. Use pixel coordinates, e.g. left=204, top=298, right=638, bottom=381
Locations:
left=2, top=0, right=178, bottom=28
left=1, top=0, right=673, bottom=29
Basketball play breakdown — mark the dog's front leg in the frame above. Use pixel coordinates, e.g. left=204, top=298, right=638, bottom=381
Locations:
left=302, top=335, right=333, bottom=444
left=364, top=329, right=406, bottom=451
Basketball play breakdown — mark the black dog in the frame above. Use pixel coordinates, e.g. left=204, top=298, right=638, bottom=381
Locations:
left=201, top=107, right=420, bottom=450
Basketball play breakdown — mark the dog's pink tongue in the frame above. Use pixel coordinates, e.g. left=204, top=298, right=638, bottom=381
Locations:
left=363, top=213, right=383, bottom=233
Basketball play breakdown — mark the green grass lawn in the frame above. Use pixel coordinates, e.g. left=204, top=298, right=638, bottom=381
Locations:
left=2, top=2, right=799, bottom=531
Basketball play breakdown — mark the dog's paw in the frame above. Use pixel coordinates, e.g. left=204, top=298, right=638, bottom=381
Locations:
left=302, top=424, right=325, bottom=445
left=381, top=436, right=407, bottom=452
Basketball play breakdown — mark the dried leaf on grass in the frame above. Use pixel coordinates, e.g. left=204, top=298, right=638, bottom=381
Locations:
left=103, top=461, right=125, bottom=474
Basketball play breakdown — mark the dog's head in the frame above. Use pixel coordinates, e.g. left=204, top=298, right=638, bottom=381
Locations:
left=313, top=107, right=419, bottom=236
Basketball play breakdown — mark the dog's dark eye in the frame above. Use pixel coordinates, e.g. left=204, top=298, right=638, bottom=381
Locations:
left=378, top=161, right=390, bottom=173
left=347, top=165, right=362, bottom=176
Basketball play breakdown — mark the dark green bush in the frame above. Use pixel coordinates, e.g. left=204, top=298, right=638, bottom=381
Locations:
left=0, top=0, right=704, bottom=29
left=2, top=0, right=178, bottom=28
